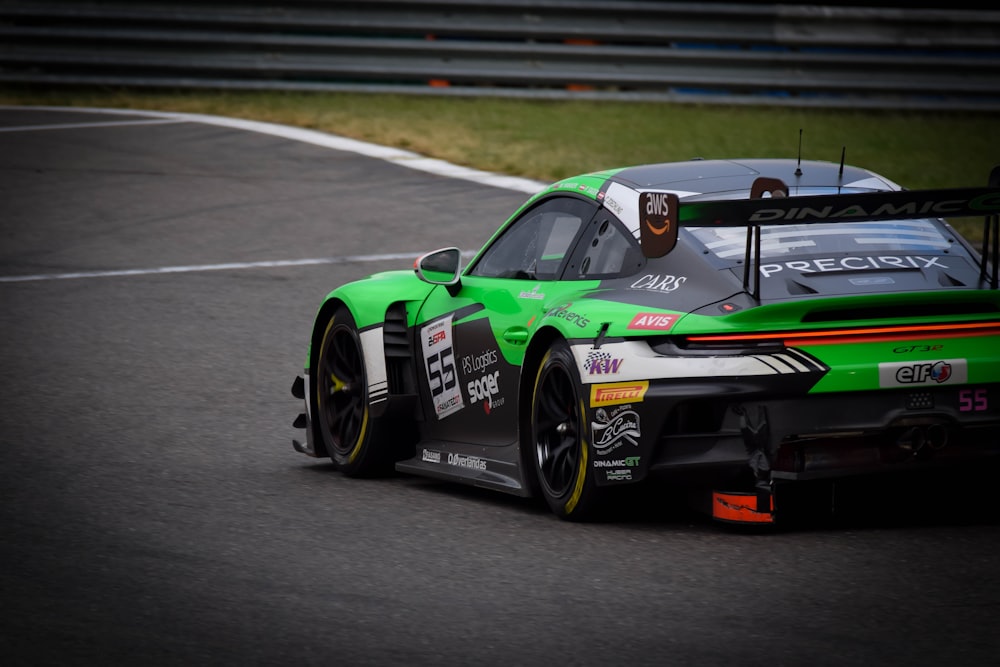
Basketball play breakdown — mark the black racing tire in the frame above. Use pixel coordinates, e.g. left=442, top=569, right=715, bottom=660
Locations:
left=315, top=306, right=392, bottom=476
left=530, top=339, right=604, bottom=521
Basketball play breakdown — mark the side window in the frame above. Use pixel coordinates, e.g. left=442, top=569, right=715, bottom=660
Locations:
left=468, top=197, right=595, bottom=280
left=570, top=214, right=644, bottom=280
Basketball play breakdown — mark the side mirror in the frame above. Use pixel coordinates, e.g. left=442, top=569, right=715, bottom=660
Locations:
left=415, top=247, right=462, bottom=292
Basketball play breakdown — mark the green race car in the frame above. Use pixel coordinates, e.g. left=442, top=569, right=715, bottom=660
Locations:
left=291, top=158, right=1000, bottom=524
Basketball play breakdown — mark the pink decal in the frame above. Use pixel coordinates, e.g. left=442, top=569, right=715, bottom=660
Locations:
left=627, top=312, right=677, bottom=331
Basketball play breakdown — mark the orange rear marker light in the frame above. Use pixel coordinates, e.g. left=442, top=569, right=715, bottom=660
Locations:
left=687, top=321, right=1000, bottom=346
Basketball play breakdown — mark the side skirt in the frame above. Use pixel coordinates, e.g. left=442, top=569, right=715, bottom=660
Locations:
left=395, top=439, right=533, bottom=497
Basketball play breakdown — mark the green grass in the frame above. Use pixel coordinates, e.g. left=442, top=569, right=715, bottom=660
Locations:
left=3, top=86, right=998, bottom=236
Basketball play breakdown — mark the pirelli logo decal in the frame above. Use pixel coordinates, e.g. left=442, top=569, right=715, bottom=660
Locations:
left=590, top=381, right=649, bottom=407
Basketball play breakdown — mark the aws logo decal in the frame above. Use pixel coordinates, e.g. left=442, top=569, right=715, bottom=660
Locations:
left=646, top=220, right=670, bottom=235
left=639, top=191, right=679, bottom=257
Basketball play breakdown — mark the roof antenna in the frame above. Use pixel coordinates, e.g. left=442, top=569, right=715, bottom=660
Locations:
left=838, top=146, right=846, bottom=178
left=794, top=129, right=803, bottom=176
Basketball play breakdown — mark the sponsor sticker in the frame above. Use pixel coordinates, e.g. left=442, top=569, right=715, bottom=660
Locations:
left=603, top=193, right=623, bottom=217
left=603, top=182, right=638, bottom=229
left=627, top=312, right=678, bottom=331
left=639, top=191, right=680, bottom=258
left=546, top=302, right=590, bottom=328
left=592, top=404, right=641, bottom=456
left=878, top=359, right=967, bottom=388
left=760, top=255, right=949, bottom=279
left=519, top=284, right=545, bottom=300
left=422, top=449, right=442, bottom=464
left=461, top=348, right=498, bottom=375
left=467, top=369, right=504, bottom=414
left=583, top=349, right=624, bottom=376
left=593, top=456, right=641, bottom=468
left=630, top=273, right=687, bottom=292
left=420, top=316, right=464, bottom=419
left=462, top=347, right=503, bottom=413
left=591, top=381, right=649, bottom=407
left=447, top=453, right=487, bottom=471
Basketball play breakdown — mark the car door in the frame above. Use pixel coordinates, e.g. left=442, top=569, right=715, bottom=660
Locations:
left=414, top=195, right=600, bottom=447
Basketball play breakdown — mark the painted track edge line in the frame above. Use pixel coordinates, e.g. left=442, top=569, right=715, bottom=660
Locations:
left=0, top=105, right=547, bottom=194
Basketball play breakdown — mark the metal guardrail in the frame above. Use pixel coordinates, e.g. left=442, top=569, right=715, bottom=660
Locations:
left=1, top=1, right=999, bottom=110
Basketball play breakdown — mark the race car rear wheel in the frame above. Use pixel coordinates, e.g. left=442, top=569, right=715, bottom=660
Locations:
left=531, top=339, right=602, bottom=520
left=315, top=306, right=390, bottom=476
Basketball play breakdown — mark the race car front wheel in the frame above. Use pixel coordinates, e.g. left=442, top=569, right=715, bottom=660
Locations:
left=531, top=339, right=603, bottom=520
left=315, top=306, right=391, bottom=476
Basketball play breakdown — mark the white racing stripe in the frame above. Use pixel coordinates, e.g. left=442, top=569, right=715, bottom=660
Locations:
left=1, top=106, right=543, bottom=284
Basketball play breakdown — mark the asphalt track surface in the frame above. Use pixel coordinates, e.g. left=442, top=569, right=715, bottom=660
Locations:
left=2, top=107, right=999, bottom=667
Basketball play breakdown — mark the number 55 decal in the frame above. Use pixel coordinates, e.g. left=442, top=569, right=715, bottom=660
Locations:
left=958, top=388, right=988, bottom=412
left=420, top=315, right=464, bottom=419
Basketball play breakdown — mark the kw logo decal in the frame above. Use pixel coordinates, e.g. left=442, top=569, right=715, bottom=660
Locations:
left=584, top=349, right=623, bottom=375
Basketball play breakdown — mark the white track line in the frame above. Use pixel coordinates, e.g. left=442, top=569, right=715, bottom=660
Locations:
left=0, top=106, right=546, bottom=283
left=0, top=253, right=447, bottom=283
left=0, top=118, right=187, bottom=133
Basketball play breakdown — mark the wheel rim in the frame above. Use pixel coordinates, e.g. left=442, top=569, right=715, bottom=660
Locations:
left=319, top=323, right=366, bottom=456
left=534, top=360, right=581, bottom=498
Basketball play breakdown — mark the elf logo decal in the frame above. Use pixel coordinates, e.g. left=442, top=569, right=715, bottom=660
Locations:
left=591, top=381, right=649, bottom=407
left=878, top=359, right=967, bottom=387
left=630, top=274, right=687, bottom=292
left=584, top=349, right=623, bottom=375
left=759, top=256, right=948, bottom=278
left=628, top=312, right=677, bottom=331
left=900, top=361, right=952, bottom=383
left=593, top=405, right=641, bottom=455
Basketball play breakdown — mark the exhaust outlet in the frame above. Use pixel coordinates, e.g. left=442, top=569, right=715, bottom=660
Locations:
left=925, top=424, right=949, bottom=450
left=898, top=427, right=924, bottom=452
left=897, top=424, right=949, bottom=452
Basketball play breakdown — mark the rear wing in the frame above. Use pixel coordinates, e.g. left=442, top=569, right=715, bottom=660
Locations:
left=639, top=170, right=1000, bottom=297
